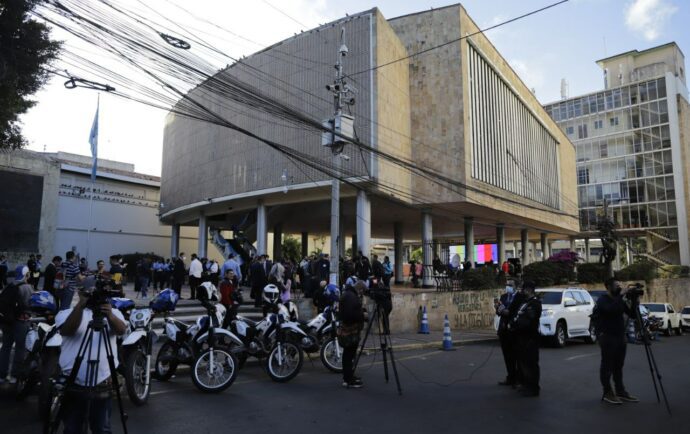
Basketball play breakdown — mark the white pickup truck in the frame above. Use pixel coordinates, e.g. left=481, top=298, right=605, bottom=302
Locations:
left=642, top=303, right=683, bottom=336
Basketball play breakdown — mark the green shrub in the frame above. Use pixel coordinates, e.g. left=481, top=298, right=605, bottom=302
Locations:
left=462, top=267, right=501, bottom=291
left=615, top=261, right=657, bottom=282
left=522, top=261, right=569, bottom=287
left=576, top=263, right=608, bottom=283
left=658, top=265, right=690, bottom=279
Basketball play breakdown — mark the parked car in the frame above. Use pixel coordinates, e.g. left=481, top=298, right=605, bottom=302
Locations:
left=681, top=306, right=690, bottom=331
left=643, top=303, right=683, bottom=336
left=538, top=288, right=597, bottom=347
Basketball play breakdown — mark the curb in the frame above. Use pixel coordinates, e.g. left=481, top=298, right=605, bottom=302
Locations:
left=361, top=336, right=498, bottom=354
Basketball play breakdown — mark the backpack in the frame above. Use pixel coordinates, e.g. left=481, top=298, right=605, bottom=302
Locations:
left=0, top=284, right=20, bottom=325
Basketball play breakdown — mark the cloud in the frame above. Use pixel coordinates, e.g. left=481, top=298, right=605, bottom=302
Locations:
left=624, top=0, right=677, bottom=41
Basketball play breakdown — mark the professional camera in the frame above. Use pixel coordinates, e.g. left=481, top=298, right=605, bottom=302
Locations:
left=364, top=281, right=392, bottom=315
left=80, top=275, right=121, bottom=311
left=625, top=282, right=645, bottom=301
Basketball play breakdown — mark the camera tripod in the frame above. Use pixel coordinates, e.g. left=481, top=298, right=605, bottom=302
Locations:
left=630, top=296, right=672, bottom=415
left=354, top=298, right=402, bottom=395
left=47, top=310, right=128, bottom=434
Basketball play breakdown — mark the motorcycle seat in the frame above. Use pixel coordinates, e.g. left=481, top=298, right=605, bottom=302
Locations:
left=171, top=318, right=190, bottom=331
left=297, top=318, right=310, bottom=327
left=237, top=316, right=258, bottom=327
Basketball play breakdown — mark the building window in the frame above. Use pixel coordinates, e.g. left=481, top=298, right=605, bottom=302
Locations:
left=468, top=44, right=560, bottom=209
left=594, top=120, right=603, bottom=130
left=609, top=117, right=619, bottom=126
left=566, top=126, right=574, bottom=135
left=578, top=124, right=588, bottom=139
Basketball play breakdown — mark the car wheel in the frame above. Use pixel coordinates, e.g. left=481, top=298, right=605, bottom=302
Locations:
left=675, top=323, right=683, bottom=336
left=552, top=321, right=567, bottom=348
left=664, top=322, right=672, bottom=337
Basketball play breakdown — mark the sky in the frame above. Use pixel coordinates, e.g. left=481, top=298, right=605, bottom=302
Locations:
left=20, top=0, right=690, bottom=176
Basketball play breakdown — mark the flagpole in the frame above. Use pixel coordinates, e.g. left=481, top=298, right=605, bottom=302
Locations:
left=86, top=93, right=99, bottom=265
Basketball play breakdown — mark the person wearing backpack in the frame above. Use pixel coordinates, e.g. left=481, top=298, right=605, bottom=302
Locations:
left=0, top=266, right=33, bottom=384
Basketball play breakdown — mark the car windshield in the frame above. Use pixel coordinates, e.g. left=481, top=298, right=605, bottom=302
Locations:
left=538, top=292, right=562, bottom=305
left=644, top=304, right=665, bottom=312
left=682, top=307, right=690, bottom=314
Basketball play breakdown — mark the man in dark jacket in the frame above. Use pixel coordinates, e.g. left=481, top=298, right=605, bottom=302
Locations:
left=250, top=257, right=267, bottom=308
left=495, top=279, right=520, bottom=386
left=339, top=281, right=365, bottom=388
left=354, top=252, right=371, bottom=284
left=43, top=256, right=63, bottom=297
left=511, top=280, right=541, bottom=397
left=172, top=253, right=186, bottom=296
left=371, top=255, right=384, bottom=283
left=594, top=278, right=639, bottom=405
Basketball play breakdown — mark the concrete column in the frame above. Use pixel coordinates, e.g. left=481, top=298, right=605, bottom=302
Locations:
left=256, top=200, right=267, bottom=255
left=394, top=222, right=404, bottom=284
left=584, top=238, right=591, bottom=262
left=301, top=232, right=308, bottom=258
left=272, top=223, right=283, bottom=260
left=496, top=224, right=505, bottom=265
left=171, top=224, right=180, bottom=258
left=421, top=210, right=433, bottom=288
left=569, top=236, right=576, bottom=252
left=464, top=217, right=475, bottom=265
left=198, top=213, right=208, bottom=258
left=351, top=233, right=357, bottom=257
left=356, top=190, right=371, bottom=257
left=521, top=229, right=529, bottom=266
left=540, top=233, right=548, bottom=261
left=512, top=242, right=517, bottom=258
left=548, top=241, right=553, bottom=259
left=614, top=244, right=621, bottom=271
left=626, top=237, right=633, bottom=265
left=339, top=218, right=346, bottom=258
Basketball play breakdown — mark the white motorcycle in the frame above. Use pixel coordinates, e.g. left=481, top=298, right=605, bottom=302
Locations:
left=230, top=293, right=310, bottom=382
left=155, top=285, right=242, bottom=393
left=111, top=297, right=156, bottom=405
left=297, top=305, right=343, bottom=373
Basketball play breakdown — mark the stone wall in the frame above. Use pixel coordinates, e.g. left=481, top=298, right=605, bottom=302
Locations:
left=388, top=289, right=503, bottom=333
left=556, top=278, right=690, bottom=309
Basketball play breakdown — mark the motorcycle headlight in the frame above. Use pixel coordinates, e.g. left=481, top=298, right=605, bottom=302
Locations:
left=541, top=309, right=554, bottom=318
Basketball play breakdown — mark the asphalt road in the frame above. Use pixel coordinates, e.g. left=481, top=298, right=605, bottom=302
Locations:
left=2, top=335, right=688, bottom=434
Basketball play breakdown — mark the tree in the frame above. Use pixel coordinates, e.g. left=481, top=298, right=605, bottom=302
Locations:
left=281, top=235, right=301, bottom=262
left=1, top=0, right=61, bottom=149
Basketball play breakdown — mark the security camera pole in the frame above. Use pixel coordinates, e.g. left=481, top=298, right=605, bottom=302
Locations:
left=323, top=27, right=354, bottom=286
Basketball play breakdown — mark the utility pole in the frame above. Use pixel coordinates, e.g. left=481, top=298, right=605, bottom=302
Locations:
left=323, top=27, right=355, bottom=286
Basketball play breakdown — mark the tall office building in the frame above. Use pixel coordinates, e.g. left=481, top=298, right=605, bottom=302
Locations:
left=544, top=43, right=690, bottom=266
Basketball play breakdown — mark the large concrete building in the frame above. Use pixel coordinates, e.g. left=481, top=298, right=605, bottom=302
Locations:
left=0, top=150, right=203, bottom=269
left=544, top=43, right=690, bottom=266
left=160, top=5, right=579, bottom=284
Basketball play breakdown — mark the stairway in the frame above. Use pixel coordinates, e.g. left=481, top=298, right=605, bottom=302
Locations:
left=210, top=228, right=253, bottom=263
left=149, top=298, right=263, bottom=335
left=639, top=252, right=673, bottom=266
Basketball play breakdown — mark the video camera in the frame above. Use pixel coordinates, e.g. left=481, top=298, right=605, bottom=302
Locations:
left=624, top=282, right=645, bottom=301
left=364, top=280, right=392, bottom=314
left=79, top=274, right=121, bottom=311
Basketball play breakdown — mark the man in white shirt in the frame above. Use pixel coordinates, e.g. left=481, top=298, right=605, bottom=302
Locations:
left=56, top=276, right=126, bottom=434
left=188, top=253, right=203, bottom=300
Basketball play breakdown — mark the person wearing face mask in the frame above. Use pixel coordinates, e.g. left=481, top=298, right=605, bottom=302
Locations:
left=592, top=278, right=639, bottom=405
left=510, top=280, right=541, bottom=397
left=172, top=252, right=187, bottom=297
left=495, top=279, right=520, bottom=387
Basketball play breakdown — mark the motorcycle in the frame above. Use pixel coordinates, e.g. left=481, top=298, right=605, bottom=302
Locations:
left=15, top=291, right=62, bottom=421
left=297, top=305, right=343, bottom=373
left=110, top=297, right=156, bottom=405
left=230, top=301, right=309, bottom=382
left=155, top=285, right=241, bottom=393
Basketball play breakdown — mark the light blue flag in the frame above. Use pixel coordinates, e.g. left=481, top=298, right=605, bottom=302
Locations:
left=88, top=99, right=99, bottom=182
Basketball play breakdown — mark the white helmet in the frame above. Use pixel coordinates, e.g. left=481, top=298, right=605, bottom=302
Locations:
left=197, top=281, right=219, bottom=302
left=262, top=284, right=280, bottom=305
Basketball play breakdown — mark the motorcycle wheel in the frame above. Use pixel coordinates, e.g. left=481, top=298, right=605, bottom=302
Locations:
left=154, top=341, right=178, bottom=381
left=125, top=350, right=151, bottom=405
left=266, top=341, right=303, bottom=383
left=38, top=349, right=60, bottom=422
left=320, top=337, right=344, bottom=373
left=191, top=347, right=238, bottom=393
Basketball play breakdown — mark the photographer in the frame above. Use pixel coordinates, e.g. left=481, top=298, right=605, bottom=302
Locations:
left=338, top=281, right=365, bottom=389
left=593, top=278, right=639, bottom=405
left=55, top=276, right=126, bottom=433
left=511, top=280, right=541, bottom=397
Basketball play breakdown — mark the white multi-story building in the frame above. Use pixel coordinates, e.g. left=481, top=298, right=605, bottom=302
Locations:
left=544, top=43, right=690, bottom=266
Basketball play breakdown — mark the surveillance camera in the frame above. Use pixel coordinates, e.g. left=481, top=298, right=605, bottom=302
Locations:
left=339, top=44, right=348, bottom=56
left=326, top=84, right=332, bottom=91
left=339, top=154, right=350, bottom=161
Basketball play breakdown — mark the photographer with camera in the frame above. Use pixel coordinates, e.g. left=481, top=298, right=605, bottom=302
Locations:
left=338, top=281, right=366, bottom=389
left=55, top=276, right=126, bottom=433
left=510, top=280, right=541, bottom=397
left=592, top=278, right=639, bottom=405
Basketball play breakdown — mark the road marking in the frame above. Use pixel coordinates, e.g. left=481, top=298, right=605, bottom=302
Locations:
left=565, top=352, right=597, bottom=361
